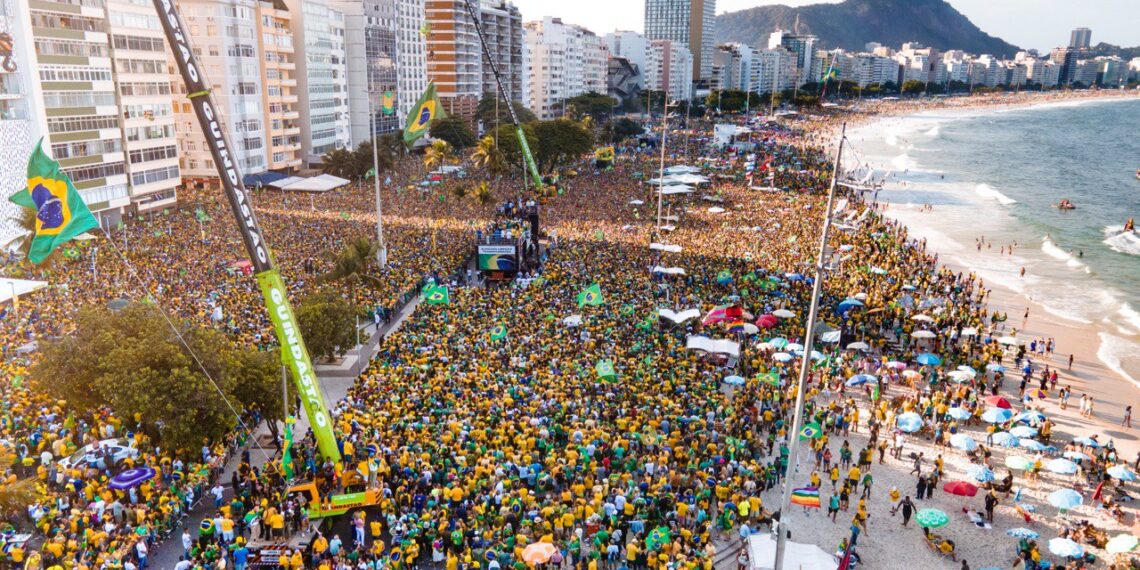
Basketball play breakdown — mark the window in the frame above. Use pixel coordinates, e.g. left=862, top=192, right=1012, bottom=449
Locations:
left=125, top=124, right=176, bottom=141
left=267, top=86, right=281, bottom=96
left=130, top=165, right=180, bottom=186
left=241, top=138, right=263, bottom=151
left=119, top=82, right=172, bottom=96
left=272, top=152, right=286, bottom=163
left=39, top=66, right=114, bottom=82
left=35, top=39, right=110, bottom=58
left=64, top=161, right=126, bottom=183
left=30, top=13, right=104, bottom=32
left=128, top=145, right=178, bottom=164
left=109, top=11, right=160, bottom=30
left=237, top=82, right=257, bottom=95
left=115, top=58, right=165, bottom=75
left=51, top=138, right=122, bottom=159
left=47, top=115, right=120, bottom=133
left=227, top=44, right=255, bottom=58
left=42, top=91, right=118, bottom=108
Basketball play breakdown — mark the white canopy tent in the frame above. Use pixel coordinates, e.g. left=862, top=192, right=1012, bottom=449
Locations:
left=649, top=243, right=683, bottom=253
left=0, top=278, right=48, bottom=304
left=663, top=165, right=700, bottom=175
left=658, top=308, right=701, bottom=324
left=658, top=184, right=695, bottom=195
left=747, top=534, right=837, bottom=570
left=651, top=266, right=686, bottom=276
left=685, top=336, right=740, bottom=358
left=271, top=174, right=351, bottom=192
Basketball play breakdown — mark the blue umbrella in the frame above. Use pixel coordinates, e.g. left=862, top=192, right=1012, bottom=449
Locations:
left=1013, top=411, right=1046, bottom=425
left=957, top=365, right=979, bottom=376
left=808, top=350, right=825, bottom=361
left=768, top=337, right=789, bottom=349
left=1048, top=537, right=1083, bottom=558
left=108, top=467, right=157, bottom=491
left=836, top=299, right=864, bottom=315
left=723, top=375, right=746, bottom=386
left=785, top=342, right=805, bottom=352
left=916, top=353, right=942, bottom=366
left=845, top=374, right=876, bottom=387
left=1019, top=439, right=1048, bottom=452
left=949, top=433, right=977, bottom=451
left=967, top=465, right=995, bottom=483
left=1047, top=489, right=1083, bottom=510
left=947, top=407, right=972, bottom=420
left=991, top=432, right=1019, bottom=447
left=1073, top=436, right=1100, bottom=448
left=986, top=363, right=1006, bottom=372
left=1108, top=465, right=1138, bottom=482
left=1006, top=528, right=1040, bottom=540
left=1063, top=451, right=1091, bottom=461
left=1009, top=426, right=1038, bottom=438
left=982, top=408, right=1013, bottom=423
left=772, top=352, right=793, bottom=363
left=897, top=412, right=923, bottom=433
left=1046, top=459, right=1078, bottom=475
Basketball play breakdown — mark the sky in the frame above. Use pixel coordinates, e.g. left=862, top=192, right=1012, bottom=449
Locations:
left=506, top=0, right=1140, bottom=53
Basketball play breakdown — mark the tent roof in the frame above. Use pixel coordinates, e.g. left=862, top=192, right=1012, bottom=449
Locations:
left=0, top=278, right=48, bottom=304
left=685, top=336, right=740, bottom=358
left=748, top=534, right=836, bottom=570
left=274, top=174, right=351, bottom=192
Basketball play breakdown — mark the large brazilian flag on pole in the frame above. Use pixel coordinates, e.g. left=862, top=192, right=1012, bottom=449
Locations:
left=9, top=139, right=98, bottom=264
left=403, top=83, right=445, bottom=146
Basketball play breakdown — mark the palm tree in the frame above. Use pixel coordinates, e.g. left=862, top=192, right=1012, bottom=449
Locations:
left=423, top=140, right=453, bottom=170
left=2, top=208, right=59, bottom=267
left=322, top=237, right=382, bottom=285
left=321, top=147, right=355, bottom=179
left=472, top=182, right=493, bottom=205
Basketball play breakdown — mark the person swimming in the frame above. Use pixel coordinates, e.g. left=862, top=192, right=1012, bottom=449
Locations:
left=1125, top=217, right=1134, bottom=233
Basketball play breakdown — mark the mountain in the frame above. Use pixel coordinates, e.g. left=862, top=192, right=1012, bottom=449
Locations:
left=715, top=0, right=1020, bottom=58
left=1089, top=42, right=1140, bottom=61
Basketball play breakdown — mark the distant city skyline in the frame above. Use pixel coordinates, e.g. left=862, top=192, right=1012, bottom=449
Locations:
left=506, top=0, right=1140, bottom=53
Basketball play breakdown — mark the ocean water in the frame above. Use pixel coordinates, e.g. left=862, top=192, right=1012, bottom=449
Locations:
left=846, top=97, right=1140, bottom=385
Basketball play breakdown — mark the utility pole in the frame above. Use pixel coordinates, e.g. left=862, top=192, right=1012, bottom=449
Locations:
left=773, top=123, right=846, bottom=569
left=655, top=97, right=671, bottom=231
left=369, top=89, right=387, bottom=266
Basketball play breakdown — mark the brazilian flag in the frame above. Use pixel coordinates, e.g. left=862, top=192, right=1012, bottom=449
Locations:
left=576, top=283, right=603, bottom=308
left=282, top=416, right=295, bottom=479
left=381, top=91, right=396, bottom=116
left=9, top=139, right=98, bottom=264
left=403, top=83, right=445, bottom=146
left=489, top=324, right=507, bottom=341
left=799, top=421, right=822, bottom=440
left=595, top=359, right=616, bottom=382
left=424, top=284, right=450, bottom=305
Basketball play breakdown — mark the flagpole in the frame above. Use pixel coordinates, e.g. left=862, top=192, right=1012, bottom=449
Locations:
left=369, top=85, right=387, bottom=266
left=774, top=123, right=845, bottom=569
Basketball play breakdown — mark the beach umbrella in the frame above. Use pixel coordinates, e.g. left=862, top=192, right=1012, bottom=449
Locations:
left=946, top=370, right=973, bottom=383
left=785, top=342, right=805, bottom=352
left=1009, top=426, right=1038, bottom=438
left=957, top=365, right=979, bottom=376
left=1108, top=465, right=1138, bottom=482
left=949, top=433, right=977, bottom=451
left=947, top=407, right=972, bottom=421
left=960, top=327, right=978, bottom=336
left=982, top=408, right=1013, bottom=423
left=901, top=370, right=923, bottom=381
left=911, top=314, right=935, bottom=322
left=983, top=395, right=1013, bottom=409
left=985, top=363, right=1006, bottom=372
left=773, top=309, right=795, bottom=319
left=967, top=465, right=996, bottom=483
left=944, top=481, right=979, bottom=497
left=884, top=361, right=907, bottom=370
left=1013, top=411, right=1046, bottom=425
left=723, top=375, right=746, bottom=386
left=1045, top=459, right=1079, bottom=475
left=912, top=330, right=936, bottom=339
left=846, top=341, right=870, bottom=351
left=845, top=374, right=876, bottom=387
left=1048, top=537, right=1083, bottom=558
left=997, top=336, right=1022, bottom=346
left=915, top=509, right=949, bottom=528
left=1005, top=456, right=1034, bottom=470
left=772, top=352, right=793, bottom=363
left=807, top=350, right=825, bottom=361
left=108, top=467, right=157, bottom=490
left=836, top=299, right=864, bottom=314
left=1106, top=534, right=1139, bottom=554
left=1063, top=451, right=1091, bottom=461
left=1006, top=528, right=1039, bottom=540
left=1019, top=439, right=1048, bottom=452
left=629, top=199, right=644, bottom=205
left=916, top=353, right=942, bottom=366
left=768, top=337, right=789, bottom=349
left=756, top=314, right=779, bottom=329
left=521, top=543, right=558, bottom=565
left=1047, top=489, right=1083, bottom=510
left=896, top=412, right=923, bottom=433
left=991, top=432, right=1019, bottom=447
left=1073, top=436, right=1100, bottom=448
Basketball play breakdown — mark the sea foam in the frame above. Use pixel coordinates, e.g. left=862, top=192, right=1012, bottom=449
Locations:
left=1103, top=225, right=1140, bottom=256
left=974, top=183, right=1017, bottom=205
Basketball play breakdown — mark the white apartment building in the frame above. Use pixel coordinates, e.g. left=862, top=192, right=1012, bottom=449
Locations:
left=768, top=30, right=815, bottom=89
left=645, top=39, right=692, bottom=102
left=107, top=0, right=180, bottom=212
left=582, top=30, right=608, bottom=94
left=289, top=0, right=350, bottom=165
left=605, top=30, right=646, bottom=76
left=523, top=17, right=606, bottom=119
left=712, top=43, right=753, bottom=92
left=752, top=48, right=796, bottom=95
left=175, top=0, right=268, bottom=180
left=395, top=0, right=428, bottom=127
left=1024, top=58, right=1061, bottom=87
left=0, top=0, right=46, bottom=241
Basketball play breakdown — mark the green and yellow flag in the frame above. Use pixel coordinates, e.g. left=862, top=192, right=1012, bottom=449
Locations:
left=489, top=324, right=507, bottom=341
left=425, top=284, right=450, bottom=305
left=403, top=83, right=445, bottom=146
left=381, top=91, right=396, bottom=116
left=595, top=359, right=616, bottom=382
left=282, top=416, right=295, bottom=479
left=577, top=283, right=603, bottom=308
left=9, top=139, right=98, bottom=264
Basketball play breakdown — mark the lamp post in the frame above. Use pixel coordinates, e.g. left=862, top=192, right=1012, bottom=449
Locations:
left=773, top=123, right=846, bottom=569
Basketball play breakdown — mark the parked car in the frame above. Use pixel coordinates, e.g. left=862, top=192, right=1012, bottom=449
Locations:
left=57, top=438, right=139, bottom=471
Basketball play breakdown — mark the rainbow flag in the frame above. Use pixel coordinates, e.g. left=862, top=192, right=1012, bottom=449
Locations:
left=790, top=487, right=821, bottom=508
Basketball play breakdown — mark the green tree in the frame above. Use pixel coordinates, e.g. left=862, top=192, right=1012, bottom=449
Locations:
left=296, top=290, right=360, bottom=362
left=470, top=135, right=507, bottom=175
left=532, top=119, right=594, bottom=174
left=32, top=303, right=273, bottom=454
left=901, top=80, right=925, bottom=94
left=476, top=92, right=537, bottom=127
left=323, top=237, right=382, bottom=286
left=611, top=117, right=644, bottom=141
left=321, top=147, right=357, bottom=179
left=423, top=140, right=454, bottom=170
left=563, top=92, right=619, bottom=120
left=491, top=123, right=539, bottom=176
left=429, top=116, right=477, bottom=149
left=2, top=208, right=62, bottom=267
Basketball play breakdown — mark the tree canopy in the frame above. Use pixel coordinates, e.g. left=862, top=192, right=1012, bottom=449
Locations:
left=563, top=92, right=619, bottom=121
left=532, top=119, right=594, bottom=174
left=33, top=303, right=281, bottom=454
left=322, top=139, right=391, bottom=180
left=429, top=116, right=477, bottom=149
left=476, top=92, right=537, bottom=127
left=296, top=289, right=360, bottom=362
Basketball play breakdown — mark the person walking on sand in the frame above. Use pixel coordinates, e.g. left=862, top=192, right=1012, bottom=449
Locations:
left=1068, top=353, right=1074, bottom=370
left=910, top=452, right=924, bottom=475
left=896, top=496, right=915, bottom=527
left=1124, top=405, right=1132, bottom=428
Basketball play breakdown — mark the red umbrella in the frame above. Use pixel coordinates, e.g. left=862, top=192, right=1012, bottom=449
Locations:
left=756, top=314, right=779, bottom=329
left=984, top=395, right=1013, bottom=409
left=943, top=481, right=979, bottom=497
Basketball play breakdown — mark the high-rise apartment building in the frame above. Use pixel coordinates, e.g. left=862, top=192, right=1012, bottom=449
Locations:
left=644, top=0, right=715, bottom=81
left=1050, top=46, right=1078, bottom=85
left=479, top=0, right=523, bottom=102
left=712, top=43, right=753, bottom=92
left=523, top=17, right=608, bottom=120
left=394, top=0, right=428, bottom=125
left=106, top=0, right=180, bottom=212
left=288, top=0, right=350, bottom=164
left=0, top=0, right=47, bottom=240
left=174, top=0, right=268, bottom=181
left=769, top=30, right=816, bottom=89
left=425, top=0, right=522, bottom=121
left=1070, top=27, right=1091, bottom=50
left=30, top=0, right=132, bottom=225
left=256, top=0, right=303, bottom=171
left=644, top=39, right=693, bottom=102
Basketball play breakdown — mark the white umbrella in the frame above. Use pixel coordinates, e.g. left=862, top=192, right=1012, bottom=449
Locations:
left=773, top=309, right=795, bottom=319
left=997, top=336, right=1022, bottom=346
left=562, top=315, right=583, bottom=327
left=853, top=292, right=868, bottom=300
left=846, top=341, right=870, bottom=351
left=911, top=330, right=936, bottom=339
left=911, top=314, right=935, bottom=322
left=629, top=199, right=644, bottom=205
left=707, top=207, right=725, bottom=214
left=960, top=327, right=978, bottom=336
